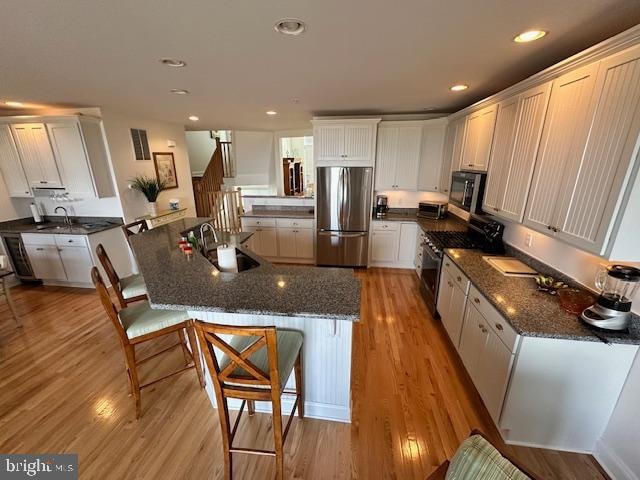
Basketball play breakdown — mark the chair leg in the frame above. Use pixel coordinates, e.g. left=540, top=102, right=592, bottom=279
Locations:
left=271, top=394, right=285, bottom=480
left=2, top=278, right=21, bottom=327
left=247, top=400, right=255, bottom=416
left=124, top=344, right=142, bottom=419
left=217, top=397, right=233, bottom=480
left=294, top=350, right=304, bottom=419
left=177, top=329, right=191, bottom=366
left=185, top=325, right=205, bottom=388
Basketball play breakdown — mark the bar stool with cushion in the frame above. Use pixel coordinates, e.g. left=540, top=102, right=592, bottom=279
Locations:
left=96, top=244, right=147, bottom=309
left=122, top=219, right=149, bottom=244
left=194, top=322, right=304, bottom=480
left=92, top=267, right=205, bottom=419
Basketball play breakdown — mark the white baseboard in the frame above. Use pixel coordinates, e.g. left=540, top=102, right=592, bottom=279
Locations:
left=504, top=438, right=591, bottom=455
left=41, top=280, right=94, bottom=289
left=368, top=261, right=416, bottom=269
left=594, top=439, right=639, bottom=480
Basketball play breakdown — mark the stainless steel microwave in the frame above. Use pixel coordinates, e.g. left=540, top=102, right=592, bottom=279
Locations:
left=449, top=171, right=486, bottom=213
left=418, top=201, right=448, bottom=219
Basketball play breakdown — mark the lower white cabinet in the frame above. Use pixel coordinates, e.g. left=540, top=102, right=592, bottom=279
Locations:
left=277, top=227, right=314, bottom=260
left=22, top=233, right=95, bottom=284
left=243, top=226, right=278, bottom=258
left=58, top=245, right=93, bottom=284
left=437, top=269, right=468, bottom=348
left=241, top=217, right=314, bottom=263
left=370, top=230, right=399, bottom=263
left=370, top=221, right=417, bottom=267
left=24, top=244, right=67, bottom=281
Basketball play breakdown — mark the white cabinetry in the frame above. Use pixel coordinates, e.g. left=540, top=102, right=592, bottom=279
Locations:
left=0, top=125, right=31, bottom=197
left=375, top=122, right=423, bottom=190
left=241, top=217, right=314, bottom=263
left=370, top=221, right=417, bottom=267
left=11, top=123, right=62, bottom=188
left=460, top=104, right=497, bottom=172
left=483, top=82, right=552, bottom=221
left=439, top=116, right=467, bottom=193
left=437, top=269, right=468, bottom=348
left=417, top=119, right=447, bottom=192
left=313, top=119, right=381, bottom=167
left=24, top=243, right=67, bottom=281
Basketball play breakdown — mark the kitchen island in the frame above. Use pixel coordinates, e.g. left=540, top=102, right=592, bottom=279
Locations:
left=129, top=218, right=360, bottom=422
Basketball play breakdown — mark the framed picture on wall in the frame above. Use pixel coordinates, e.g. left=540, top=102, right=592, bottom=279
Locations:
left=153, top=152, right=179, bottom=189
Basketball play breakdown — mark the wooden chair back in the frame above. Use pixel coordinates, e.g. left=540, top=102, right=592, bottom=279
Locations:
left=91, top=266, right=129, bottom=347
left=194, top=322, right=281, bottom=396
left=122, top=220, right=149, bottom=243
left=95, top=244, right=127, bottom=307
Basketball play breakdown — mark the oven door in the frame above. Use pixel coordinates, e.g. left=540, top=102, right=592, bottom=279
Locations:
left=420, top=244, right=442, bottom=316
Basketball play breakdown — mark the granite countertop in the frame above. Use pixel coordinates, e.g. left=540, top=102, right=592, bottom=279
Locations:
left=0, top=216, right=124, bottom=236
left=444, top=248, right=640, bottom=345
left=130, top=217, right=360, bottom=321
left=136, top=208, right=187, bottom=221
left=241, top=209, right=315, bottom=219
left=373, top=210, right=468, bottom=232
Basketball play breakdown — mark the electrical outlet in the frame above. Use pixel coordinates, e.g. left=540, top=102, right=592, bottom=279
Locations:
left=525, top=233, right=533, bottom=248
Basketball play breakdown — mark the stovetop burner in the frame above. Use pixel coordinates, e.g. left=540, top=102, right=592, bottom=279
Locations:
left=424, top=230, right=477, bottom=253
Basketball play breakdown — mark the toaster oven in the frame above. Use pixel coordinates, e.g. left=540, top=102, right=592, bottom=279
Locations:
left=418, top=201, right=448, bottom=219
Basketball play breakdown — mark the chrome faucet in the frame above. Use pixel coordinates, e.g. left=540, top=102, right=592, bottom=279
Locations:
left=199, top=222, right=219, bottom=252
left=54, top=206, right=72, bottom=227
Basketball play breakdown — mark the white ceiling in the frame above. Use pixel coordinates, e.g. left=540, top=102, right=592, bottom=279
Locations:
left=2, top=0, right=639, bottom=130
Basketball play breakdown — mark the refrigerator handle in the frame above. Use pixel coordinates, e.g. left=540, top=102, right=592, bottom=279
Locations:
left=318, top=231, right=367, bottom=238
left=339, top=167, right=346, bottom=230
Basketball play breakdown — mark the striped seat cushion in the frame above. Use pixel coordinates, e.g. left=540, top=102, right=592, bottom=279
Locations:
left=120, top=274, right=147, bottom=300
left=119, top=302, right=189, bottom=339
left=445, top=435, right=530, bottom=480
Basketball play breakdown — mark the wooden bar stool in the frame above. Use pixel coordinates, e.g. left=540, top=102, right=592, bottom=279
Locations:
left=92, top=267, right=204, bottom=419
left=96, top=244, right=147, bottom=308
left=194, top=322, right=304, bottom=480
left=122, top=219, right=149, bottom=244
left=0, top=269, right=21, bottom=327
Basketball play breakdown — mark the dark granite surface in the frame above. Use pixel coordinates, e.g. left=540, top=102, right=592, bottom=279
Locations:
left=374, top=209, right=468, bottom=232
left=241, top=207, right=314, bottom=219
left=444, top=248, right=640, bottom=345
left=130, top=217, right=360, bottom=321
left=0, top=216, right=124, bottom=236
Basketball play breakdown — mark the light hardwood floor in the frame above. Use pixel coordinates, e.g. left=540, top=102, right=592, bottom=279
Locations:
left=0, top=268, right=608, bottom=479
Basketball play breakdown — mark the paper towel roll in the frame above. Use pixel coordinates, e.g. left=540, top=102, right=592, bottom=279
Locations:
left=217, top=245, right=238, bottom=273
left=30, top=203, right=42, bottom=223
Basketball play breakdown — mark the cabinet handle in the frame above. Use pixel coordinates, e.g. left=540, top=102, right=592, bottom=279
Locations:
left=25, top=191, right=30, bottom=194
left=36, top=247, right=44, bottom=251
left=68, top=239, right=73, bottom=243
left=481, top=327, right=488, bottom=333
left=456, top=276, right=462, bottom=282
left=444, top=189, right=449, bottom=192
left=495, top=323, right=504, bottom=331
left=467, top=164, right=474, bottom=167
left=445, top=262, right=450, bottom=267
left=478, top=323, right=484, bottom=329
left=474, top=297, right=480, bottom=304
left=448, top=281, right=453, bottom=287
left=40, top=181, right=48, bottom=184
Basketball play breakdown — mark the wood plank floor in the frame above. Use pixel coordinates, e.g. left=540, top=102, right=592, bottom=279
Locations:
left=0, top=268, right=608, bottom=479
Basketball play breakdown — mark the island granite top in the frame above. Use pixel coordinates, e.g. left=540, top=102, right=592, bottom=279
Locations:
left=0, top=216, right=124, bottom=236
left=445, top=248, right=640, bottom=345
left=130, top=217, right=360, bottom=321
left=241, top=209, right=314, bottom=219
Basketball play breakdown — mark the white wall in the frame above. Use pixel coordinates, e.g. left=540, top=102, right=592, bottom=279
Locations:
left=375, top=189, right=448, bottom=207
left=230, top=131, right=274, bottom=187
left=185, top=131, right=216, bottom=177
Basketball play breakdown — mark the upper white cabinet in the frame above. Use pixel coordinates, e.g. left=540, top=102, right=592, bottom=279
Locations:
left=1, top=116, right=115, bottom=199
left=439, top=115, right=467, bottom=193
left=417, top=119, right=447, bottom=192
left=483, top=82, right=552, bottom=222
left=524, top=43, right=640, bottom=257
left=375, top=121, right=423, bottom=190
left=313, top=119, right=380, bottom=167
left=0, top=125, right=31, bottom=197
left=11, top=123, right=62, bottom=188
left=460, top=104, right=497, bottom=172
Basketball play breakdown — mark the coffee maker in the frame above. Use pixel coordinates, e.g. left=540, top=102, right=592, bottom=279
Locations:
left=375, top=195, right=388, bottom=218
left=581, top=264, right=640, bottom=331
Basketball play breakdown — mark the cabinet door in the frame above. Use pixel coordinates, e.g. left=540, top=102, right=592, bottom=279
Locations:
left=483, top=97, right=519, bottom=214
left=259, top=227, right=278, bottom=257
left=438, top=122, right=456, bottom=193
left=458, top=302, right=488, bottom=381
left=418, top=122, right=446, bottom=192
left=524, top=63, right=600, bottom=234
left=473, top=105, right=497, bottom=171
left=47, top=122, right=97, bottom=198
left=450, top=116, right=468, bottom=174
left=242, top=226, right=260, bottom=253
left=59, top=245, right=94, bottom=284
left=315, top=125, right=344, bottom=162
left=476, top=328, right=515, bottom=423
left=555, top=45, right=640, bottom=253
left=498, top=82, right=552, bottom=222
left=295, top=229, right=314, bottom=259
left=24, top=244, right=67, bottom=281
left=374, top=127, right=398, bottom=190
left=11, top=123, right=62, bottom=187
left=343, top=124, right=374, bottom=162
left=370, top=230, right=399, bottom=263
left=460, top=112, right=480, bottom=170
left=397, top=223, right=417, bottom=263
left=277, top=227, right=297, bottom=258
left=446, top=282, right=468, bottom=349
left=0, top=125, right=31, bottom=197
left=394, top=125, right=422, bottom=190
left=436, top=270, right=453, bottom=322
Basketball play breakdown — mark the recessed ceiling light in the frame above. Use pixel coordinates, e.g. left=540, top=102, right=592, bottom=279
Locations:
left=274, top=18, right=306, bottom=36
left=514, top=30, right=547, bottom=43
left=450, top=84, right=469, bottom=92
left=159, top=58, right=186, bottom=67
left=170, top=88, right=190, bottom=95
left=266, top=110, right=278, bottom=115
left=5, top=101, right=24, bottom=107
left=188, top=116, right=199, bottom=121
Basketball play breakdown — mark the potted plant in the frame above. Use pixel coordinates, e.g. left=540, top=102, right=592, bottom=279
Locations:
left=130, top=175, right=166, bottom=216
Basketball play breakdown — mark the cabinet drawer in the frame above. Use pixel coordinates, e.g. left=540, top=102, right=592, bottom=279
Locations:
left=275, top=218, right=314, bottom=229
left=468, top=284, right=519, bottom=352
left=372, top=221, right=399, bottom=232
left=55, top=235, right=88, bottom=248
left=242, top=217, right=277, bottom=228
left=442, top=256, right=470, bottom=294
left=21, top=233, right=57, bottom=246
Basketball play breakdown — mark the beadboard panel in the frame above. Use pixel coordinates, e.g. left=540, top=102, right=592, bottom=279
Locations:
left=189, top=310, right=354, bottom=423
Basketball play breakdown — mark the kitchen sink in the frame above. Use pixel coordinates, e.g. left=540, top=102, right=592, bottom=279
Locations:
left=204, top=247, right=260, bottom=272
left=35, top=224, right=73, bottom=231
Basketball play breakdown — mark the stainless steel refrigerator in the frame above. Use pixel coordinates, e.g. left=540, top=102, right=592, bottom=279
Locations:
left=316, top=166, right=372, bottom=267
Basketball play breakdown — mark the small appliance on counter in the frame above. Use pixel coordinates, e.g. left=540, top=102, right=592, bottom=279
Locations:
left=418, top=201, right=447, bottom=219
left=449, top=171, right=486, bottom=213
left=581, top=264, right=640, bottom=331
left=466, top=214, right=505, bottom=254
left=375, top=195, right=389, bottom=218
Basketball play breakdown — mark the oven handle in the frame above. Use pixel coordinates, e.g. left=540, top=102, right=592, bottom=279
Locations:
left=462, top=180, right=471, bottom=204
